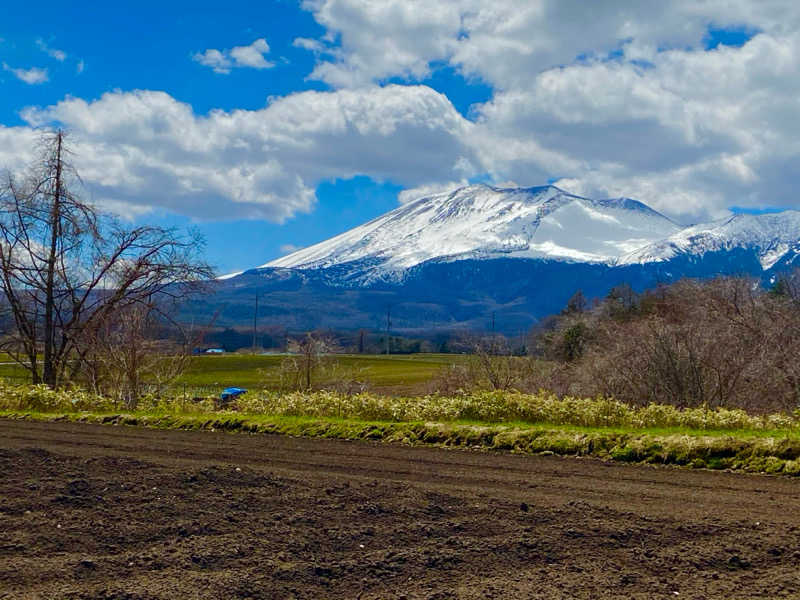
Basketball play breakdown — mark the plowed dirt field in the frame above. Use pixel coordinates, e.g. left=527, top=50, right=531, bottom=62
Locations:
left=2, top=419, right=800, bottom=599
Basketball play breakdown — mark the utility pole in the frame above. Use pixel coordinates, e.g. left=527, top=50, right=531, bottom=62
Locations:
left=252, top=294, right=259, bottom=352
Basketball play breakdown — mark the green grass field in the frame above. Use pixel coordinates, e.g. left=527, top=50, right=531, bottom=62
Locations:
left=0, top=353, right=468, bottom=394
left=0, top=355, right=28, bottom=381
left=175, top=353, right=466, bottom=393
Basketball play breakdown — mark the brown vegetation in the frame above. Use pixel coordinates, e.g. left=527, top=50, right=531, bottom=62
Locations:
left=541, top=275, right=800, bottom=413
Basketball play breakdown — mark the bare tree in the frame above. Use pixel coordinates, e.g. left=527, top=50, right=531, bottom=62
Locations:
left=562, top=289, right=588, bottom=315
left=0, top=130, right=213, bottom=387
left=280, top=331, right=338, bottom=390
left=79, top=303, right=198, bottom=408
left=430, top=334, right=540, bottom=392
left=771, top=267, right=800, bottom=303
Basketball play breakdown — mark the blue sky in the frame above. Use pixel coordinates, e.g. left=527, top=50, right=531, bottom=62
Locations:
left=1, top=1, right=796, bottom=274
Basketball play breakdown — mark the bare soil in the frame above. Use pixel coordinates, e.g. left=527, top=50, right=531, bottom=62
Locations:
left=2, top=420, right=800, bottom=599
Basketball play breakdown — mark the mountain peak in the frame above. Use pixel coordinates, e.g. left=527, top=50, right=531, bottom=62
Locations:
left=263, top=183, right=680, bottom=282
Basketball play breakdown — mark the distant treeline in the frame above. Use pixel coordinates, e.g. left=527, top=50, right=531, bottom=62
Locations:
left=198, top=326, right=474, bottom=355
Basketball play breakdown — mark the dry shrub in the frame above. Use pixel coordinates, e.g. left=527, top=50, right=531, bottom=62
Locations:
left=278, top=331, right=339, bottom=391
left=3, top=378, right=796, bottom=432
left=558, top=277, right=800, bottom=413
left=0, top=381, right=114, bottom=412
left=428, top=354, right=557, bottom=395
left=427, top=334, right=561, bottom=394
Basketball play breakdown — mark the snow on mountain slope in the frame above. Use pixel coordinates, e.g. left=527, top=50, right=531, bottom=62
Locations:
left=621, top=211, right=800, bottom=269
left=264, top=184, right=681, bottom=281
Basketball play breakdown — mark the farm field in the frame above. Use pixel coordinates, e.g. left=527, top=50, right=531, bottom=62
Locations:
left=0, top=353, right=468, bottom=395
left=2, top=419, right=800, bottom=599
left=177, top=353, right=467, bottom=390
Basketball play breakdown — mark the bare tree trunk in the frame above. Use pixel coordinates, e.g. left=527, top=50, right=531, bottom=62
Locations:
left=42, top=132, right=63, bottom=387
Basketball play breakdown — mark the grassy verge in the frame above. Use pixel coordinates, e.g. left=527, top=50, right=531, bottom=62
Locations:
left=4, top=409, right=800, bottom=476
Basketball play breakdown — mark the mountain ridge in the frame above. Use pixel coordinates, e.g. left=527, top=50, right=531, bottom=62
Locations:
left=201, top=185, right=800, bottom=334
left=259, top=183, right=683, bottom=284
left=620, top=210, right=800, bottom=269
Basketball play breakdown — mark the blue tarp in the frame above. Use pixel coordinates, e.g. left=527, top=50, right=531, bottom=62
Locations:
left=220, top=387, right=247, bottom=400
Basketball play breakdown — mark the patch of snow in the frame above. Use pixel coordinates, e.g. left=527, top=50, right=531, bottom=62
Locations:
left=621, top=211, right=800, bottom=269
left=760, top=243, right=790, bottom=270
left=217, top=270, right=244, bottom=280
left=265, top=184, right=680, bottom=280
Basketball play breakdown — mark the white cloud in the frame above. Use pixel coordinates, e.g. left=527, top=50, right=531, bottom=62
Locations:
left=0, top=125, right=41, bottom=171
left=4, top=1, right=800, bottom=226
left=229, top=38, right=272, bottom=69
left=280, top=243, right=302, bottom=253
left=76, top=60, right=85, bottom=74
left=36, top=38, right=67, bottom=61
left=14, top=85, right=474, bottom=221
left=468, top=31, right=800, bottom=220
left=297, top=1, right=748, bottom=88
left=193, top=49, right=230, bottom=73
left=293, top=0, right=800, bottom=220
left=299, top=0, right=462, bottom=87
left=293, top=37, right=327, bottom=53
left=2, top=63, right=48, bottom=84
left=193, top=38, right=274, bottom=74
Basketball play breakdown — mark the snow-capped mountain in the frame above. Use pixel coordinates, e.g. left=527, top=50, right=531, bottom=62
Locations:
left=207, top=185, right=800, bottom=334
left=263, top=184, right=680, bottom=283
left=622, top=211, right=800, bottom=270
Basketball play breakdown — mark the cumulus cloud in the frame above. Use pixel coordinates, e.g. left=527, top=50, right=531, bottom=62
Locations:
left=293, top=37, right=327, bottom=54
left=193, top=38, right=274, bottom=74
left=2, top=63, right=48, bottom=84
left=299, top=0, right=462, bottom=87
left=295, top=0, right=800, bottom=220
left=4, top=1, right=800, bottom=225
left=15, top=85, right=475, bottom=220
left=298, top=0, right=767, bottom=88
left=0, top=125, right=42, bottom=172
left=470, top=31, right=800, bottom=220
